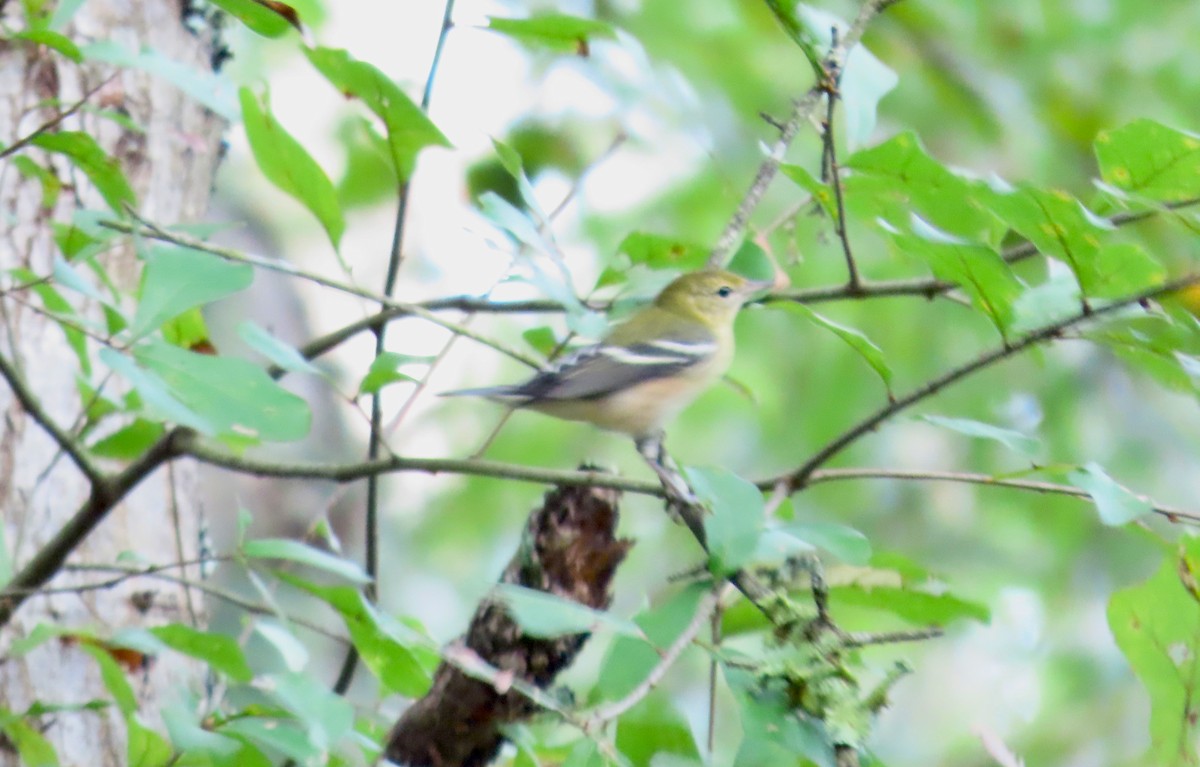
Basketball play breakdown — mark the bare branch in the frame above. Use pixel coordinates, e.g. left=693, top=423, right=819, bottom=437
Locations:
left=585, top=590, right=718, bottom=726
left=0, top=350, right=104, bottom=485
left=802, top=466, right=1200, bottom=525
left=708, top=0, right=901, bottom=268
left=386, top=481, right=631, bottom=766
left=0, top=77, right=114, bottom=160
left=784, top=273, right=1200, bottom=489
left=100, top=217, right=543, bottom=369
left=0, top=429, right=185, bottom=629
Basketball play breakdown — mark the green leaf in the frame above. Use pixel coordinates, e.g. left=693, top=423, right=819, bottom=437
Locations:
left=161, top=306, right=211, bottom=351
left=9, top=266, right=91, bottom=374
left=487, top=14, right=616, bottom=54
left=243, top=538, right=370, bottom=584
left=1085, top=242, right=1167, bottom=298
left=13, top=28, right=82, bottom=61
left=0, top=524, right=11, bottom=588
left=781, top=303, right=893, bottom=394
left=127, top=717, right=172, bottom=767
left=596, top=583, right=709, bottom=700
left=89, top=419, right=165, bottom=459
left=239, top=87, right=345, bottom=252
left=0, top=712, right=59, bottom=767
left=830, top=585, right=990, bottom=625
left=47, top=0, right=84, bottom=29
left=762, top=0, right=824, bottom=72
left=773, top=522, right=872, bottom=565
left=253, top=619, right=310, bottom=673
left=478, top=191, right=554, bottom=254
left=615, top=232, right=708, bottom=272
left=304, top=47, right=451, bottom=181
left=725, top=666, right=835, bottom=767
left=847, top=132, right=1005, bottom=245
left=780, top=163, right=836, bottom=218
left=30, top=131, right=135, bottom=214
left=690, top=467, right=765, bottom=576
left=1096, top=119, right=1200, bottom=202
left=358, top=351, right=433, bottom=396
left=207, top=0, right=298, bottom=37
left=219, top=718, right=319, bottom=763
left=13, top=155, right=62, bottom=209
left=488, top=138, right=548, bottom=219
left=797, top=5, right=898, bottom=148
left=615, top=692, right=700, bottom=767
left=1109, top=539, right=1200, bottom=765
left=149, top=624, right=253, bottom=682
left=1010, top=273, right=1081, bottom=333
left=921, top=414, right=1040, bottom=457
left=237, top=321, right=323, bottom=377
left=282, top=578, right=430, bottom=696
left=521, top=326, right=558, bottom=357
left=162, top=700, right=244, bottom=761
left=492, top=583, right=643, bottom=639
left=727, top=240, right=777, bottom=284
left=99, top=347, right=215, bottom=433
left=981, top=185, right=1134, bottom=299
left=333, top=115, right=398, bottom=208
left=895, top=217, right=1022, bottom=335
left=133, top=245, right=253, bottom=337
left=80, top=643, right=138, bottom=715
left=131, top=340, right=312, bottom=442
left=267, top=672, right=355, bottom=751
left=82, top=41, right=238, bottom=121
left=1066, top=462, right=1152, bottom=526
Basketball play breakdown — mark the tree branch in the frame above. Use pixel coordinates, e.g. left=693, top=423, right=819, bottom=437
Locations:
left=386, top=480, right=631, bottom=766
left=0, top=350, right=104, bottom=485
left=0, top=429, right=184, bottom=629
left=100, top=217, right=542, bottom=370
left=818, top=32, right=861, bottom=291
left=0, top=77, right=113, bottom=161
left=178, top=431, right=661, bottom=494
left=584, top=589, right=718, bottom=727
left=802, top=466, right=1200, bottom=524
left=707, top=0, right=900, bottom=267
left=784, top=273, right=1200, bottom=489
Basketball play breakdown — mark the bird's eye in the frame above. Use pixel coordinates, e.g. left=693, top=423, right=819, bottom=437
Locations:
left=716, top=286, right=733, bottom=298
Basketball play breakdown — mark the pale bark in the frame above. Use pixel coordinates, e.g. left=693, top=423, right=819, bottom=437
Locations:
left=0, top=0, right=224, bottom=763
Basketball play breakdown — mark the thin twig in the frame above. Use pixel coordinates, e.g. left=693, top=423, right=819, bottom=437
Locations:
left=107, top=197, right=1200, bottom=385
left=0, top=429, right=185, bottom=629
left=584, top=590, right=718, bottom=726
left=334, top=0, right=459, bottom=700
left=0, top=350, right=104, bottom=484
left=0, top=77, right=114, bottom=160
left=801, top=467, right=1200, bottom=524
left=180, top=432, right=662, bottom=494
left=842, top=627, right=944, bottom=648
left=101, top=216, right=542, bottom=369
left=784, top=273, right=1200, bottom=489
left=818, top=40, right=861, bottom=291
left=707, top=0, right=900, bottom=268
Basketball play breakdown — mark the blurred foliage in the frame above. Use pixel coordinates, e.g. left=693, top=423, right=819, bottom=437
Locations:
left=6, top=0, right=1200, bottom=765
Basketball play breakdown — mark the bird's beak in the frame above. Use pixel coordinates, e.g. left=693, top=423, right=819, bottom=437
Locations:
left=741, top=277, right=777, bottom=298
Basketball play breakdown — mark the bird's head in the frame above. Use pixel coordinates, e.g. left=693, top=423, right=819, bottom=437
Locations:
left=654, top=269, right=772, bottom=325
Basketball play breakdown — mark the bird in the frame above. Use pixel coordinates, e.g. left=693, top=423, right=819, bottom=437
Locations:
left=443, top=269, right=771, bottom=451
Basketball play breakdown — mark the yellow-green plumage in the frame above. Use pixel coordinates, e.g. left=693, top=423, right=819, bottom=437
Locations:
left=445, top=269, right=769, bottom=438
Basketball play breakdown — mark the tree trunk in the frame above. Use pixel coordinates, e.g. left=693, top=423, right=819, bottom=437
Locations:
left=0, top=0, right=224, bottom=763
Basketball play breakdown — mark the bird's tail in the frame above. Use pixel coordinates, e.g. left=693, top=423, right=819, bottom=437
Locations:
left=439, top=385, right=528, bottom=403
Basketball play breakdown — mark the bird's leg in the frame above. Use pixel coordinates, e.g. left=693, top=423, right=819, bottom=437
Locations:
left=635, top=431, right=698, bottom=506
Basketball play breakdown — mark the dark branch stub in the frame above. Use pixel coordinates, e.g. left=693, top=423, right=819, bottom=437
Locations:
left=385, top=477, right=632, bottom=767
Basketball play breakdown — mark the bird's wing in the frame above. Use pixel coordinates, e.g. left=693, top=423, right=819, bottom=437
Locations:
left=510, top=332, right=719, bottom=401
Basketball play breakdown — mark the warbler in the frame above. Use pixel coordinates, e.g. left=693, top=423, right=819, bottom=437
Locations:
left=445, top=269, right=770, bottom=441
